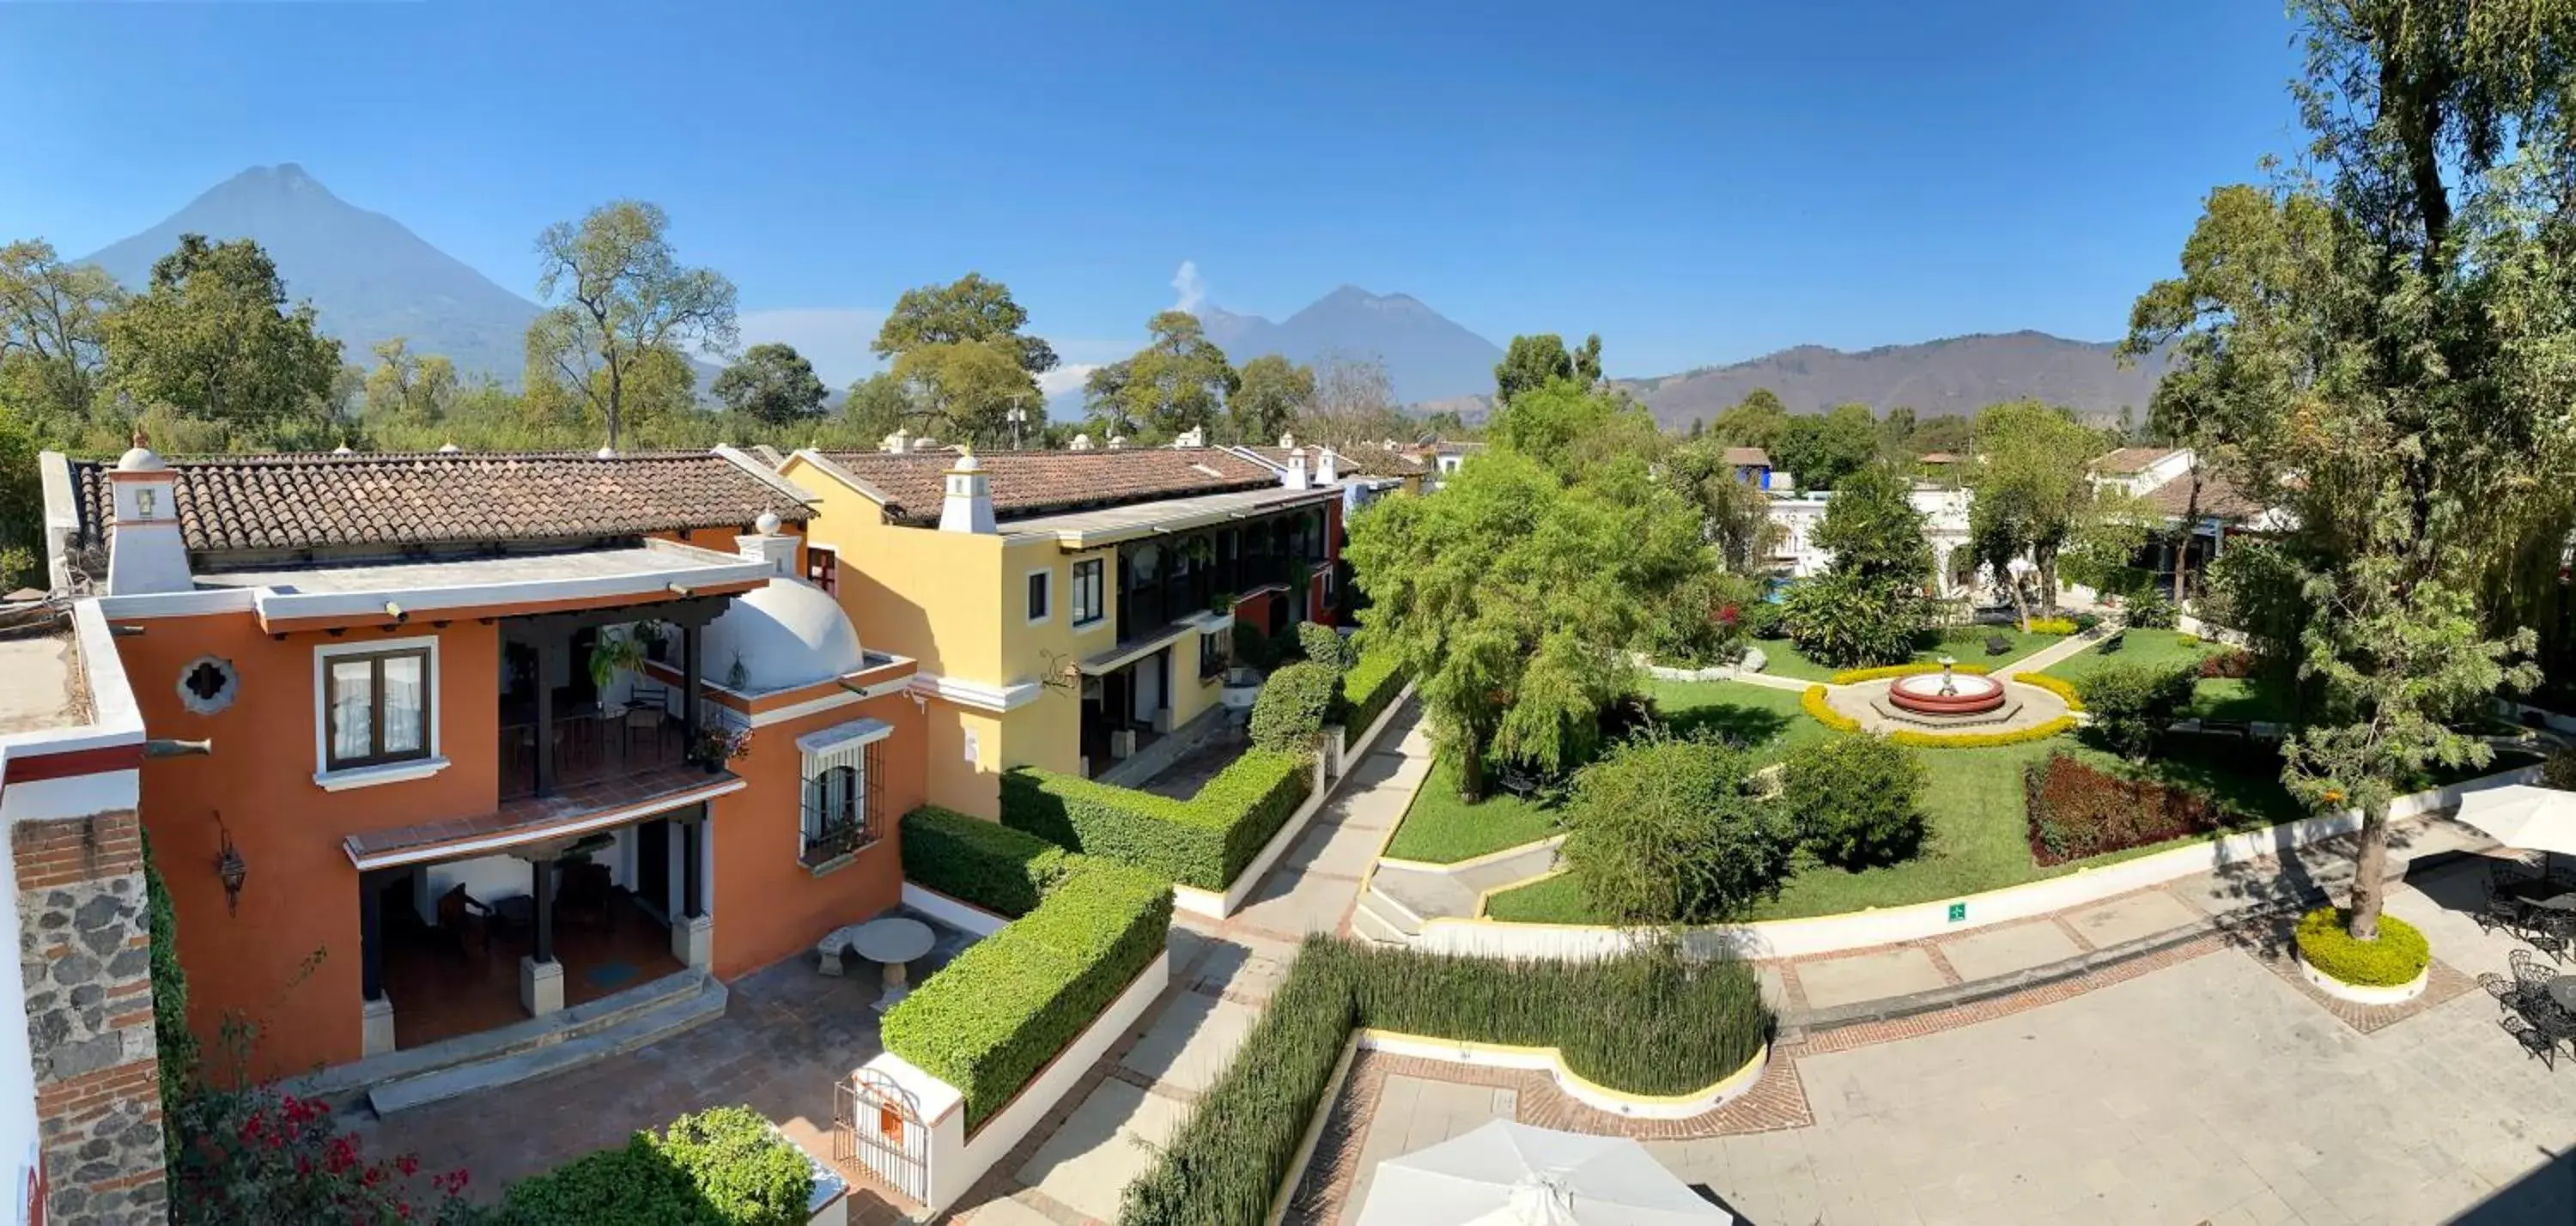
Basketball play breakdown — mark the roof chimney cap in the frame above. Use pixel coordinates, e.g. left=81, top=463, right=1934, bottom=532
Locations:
left=1070, top=433, right=1093, bottom=451
left=331, top=444, right=354, bottom=455
left=595, top=445, right=617, bottom=459
left=950, top=446, right=983, bottom=472
left=115, top=445, right=167, bottom=473
left=756, top=511, right=782, bottom=535
left=437, top=442, right=461, bottom=453
left=1279, top=431, right=1296, bottom=448
left=1107, top=435, right=1128, bottom=450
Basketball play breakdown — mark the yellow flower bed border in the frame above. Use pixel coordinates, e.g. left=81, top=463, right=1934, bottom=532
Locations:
left=1801, top=684, right=2077, bottom=749
left=2015, top=672, right=2085, bottom=711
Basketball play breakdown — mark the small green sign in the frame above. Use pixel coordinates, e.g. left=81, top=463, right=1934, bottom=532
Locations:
left=1947, top=902, right=1967, bottom=923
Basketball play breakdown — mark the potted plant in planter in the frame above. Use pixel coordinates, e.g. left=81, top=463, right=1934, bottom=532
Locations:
left=693, top=719, right=753, bottom=773
left=588, top=626, right=650, bottom=690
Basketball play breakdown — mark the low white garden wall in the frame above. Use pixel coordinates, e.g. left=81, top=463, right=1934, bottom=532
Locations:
left=1173, top=681, right=1417, bottom=919
left=1356, top=1030, right=1770, bottom=1121
left=898, top=883, right=1011, bottom=938
left=1416, top=763, right=2541, bottom=962
left=849, top=950, right=1171, bottom=1215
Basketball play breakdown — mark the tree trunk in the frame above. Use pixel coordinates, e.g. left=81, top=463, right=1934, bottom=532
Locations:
left=2173, top=472, right=2203, bottom=605
left=2005, top=568, right=2032, bottom=633
left=2346, top=799, right=2391, bottom=942
left=2037, top=551, right=2060, bottom=617
left=1457, top=731, right=1487, bottom=804
left=605, top=353, right=625, bottom=452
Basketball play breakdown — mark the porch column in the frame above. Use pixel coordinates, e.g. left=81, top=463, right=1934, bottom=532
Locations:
left=519, top=858, right=563, bottom=1017
left=681, top=624, right=703, bottom=755
left=671, top=815, right=714, bottom=970
left=533, top=638, right=558, bottom=796
left=359, top=871, right=394, bottom=1057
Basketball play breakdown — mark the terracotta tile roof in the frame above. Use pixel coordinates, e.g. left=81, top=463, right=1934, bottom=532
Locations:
left=1240, top=445, right=1427, bottom=479
left=2088, top=446, right=2182, bottom=475
left=1722, top=446, right=1771, bottom=468
left=1917, top=452, right=1961, bottom=464
left=811, top=447, right=1282, bottom=524
left=68, top=451, right=811, bottom=555
left=2142, top=467, right=2267, bottom=522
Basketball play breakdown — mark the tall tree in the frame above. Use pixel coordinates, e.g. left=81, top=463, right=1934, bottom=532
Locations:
left=1705, top=388, right=1790, bottom=453
left=361, top=337, right=458, bottom=425
left=527, top=201, right=738, bottom=451
left=872, top=272, right=1059, bottom=377
left=1229, top=354, right=1313, bottom=445
left=101, top=234, right=341, bottom=430
left=1488, top=378, right=1662, bottom=483
left=1783, top=461, right=1933, bottom=667
left=839, top=371, right=916, bottom=445
left=1296, top=353, right=1413, bottom=445
left=712, top=343, right=828, bottom=425
left=1965, top=399, right=2098, bottom=624
left=2123, top=0, right=2572, bottom=944
left=1346, top=449, right=1711, bottom=800
left=1084, top=311, right=1236, bottom=441
left=0, top=240, right=120, bottom=428
left=1492, top=332, right=1602, bottom=406
left=1667, top=438, right=1783, bottom=574
left=1771, top=402, right=1878, bottom=491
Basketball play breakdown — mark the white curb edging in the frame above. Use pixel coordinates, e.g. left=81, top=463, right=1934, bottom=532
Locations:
left=2297, top=952, right=2429, bottom=1004
left=1355, top=1030, right=1771, bottom=1120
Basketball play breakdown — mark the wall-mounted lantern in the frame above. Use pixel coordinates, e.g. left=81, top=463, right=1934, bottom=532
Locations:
left=211, top=811, right=247, bottom=916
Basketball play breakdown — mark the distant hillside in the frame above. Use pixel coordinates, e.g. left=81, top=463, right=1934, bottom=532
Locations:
left=82, top=164, right=544, bottom=385
left=1624, top=331, right=2171, bottom=428
left=1197, top=285, right=1505, bottom=406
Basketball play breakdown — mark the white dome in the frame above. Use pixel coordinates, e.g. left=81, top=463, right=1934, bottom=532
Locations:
left=115, top=446, right=166, bottom=472
left=700, top=579, right=864, bottom=693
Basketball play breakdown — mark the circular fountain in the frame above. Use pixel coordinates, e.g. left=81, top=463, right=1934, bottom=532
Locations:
left=1886, top=659, right=2007, bottom=718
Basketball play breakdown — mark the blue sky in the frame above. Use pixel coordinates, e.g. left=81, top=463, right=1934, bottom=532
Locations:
left=0, top=0, right=2304, bottom=389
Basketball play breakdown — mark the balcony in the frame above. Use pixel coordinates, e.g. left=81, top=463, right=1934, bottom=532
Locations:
left=498, top=703, right=690, bottom=802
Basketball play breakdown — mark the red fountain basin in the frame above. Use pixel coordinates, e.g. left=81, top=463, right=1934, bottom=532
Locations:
left=1886, top=672, right=2007, bottom=716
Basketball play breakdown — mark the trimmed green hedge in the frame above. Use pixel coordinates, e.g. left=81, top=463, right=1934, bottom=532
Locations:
left=494, top=1106, right=812, bottom=1225
left=881, top=859, right=1173, bottom=1132
left=1250, top=661, right=1338, bottom=755
left=1001, top=750, right=1313, bottom=891
left=1118, top=937, right=1771, bottom=1225
left=1341, top=653, right=1407, bottom=737
left=900, top=804, right=1070, bottom=919
left=2293, top=907, right=2431, bottom=988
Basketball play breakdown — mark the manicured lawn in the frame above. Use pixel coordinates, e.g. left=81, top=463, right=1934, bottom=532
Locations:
left=2192, top=676, right=2295, bottom=723
left=1379, top=756, right=1563, bottom=864
left=2039, top=628, right=2298, bottom=723
left=1648, top=678, right=1830, bottom=764
left=1749, top=627, right=2069, bottom=683
left=2038, top=628, right=2207, bottom=683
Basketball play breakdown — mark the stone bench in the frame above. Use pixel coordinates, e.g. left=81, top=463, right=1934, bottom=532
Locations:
left=815, top=925, right=866, bottom=975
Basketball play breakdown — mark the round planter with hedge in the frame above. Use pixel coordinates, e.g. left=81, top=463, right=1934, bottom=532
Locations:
left=2292, top=907, right=2431, bottom=1004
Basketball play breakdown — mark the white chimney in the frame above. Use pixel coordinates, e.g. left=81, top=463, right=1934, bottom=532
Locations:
left=1317, top=447, right=1340, bottom=484
left=1279, top=431, right=1296, bottom=449
left=1070, top=433, right=1093, bottom=452
left=1107, top=435, right=1127, bottom=451
left=105, top=439, right=191, bottom=596
left=1173, top=426, right=1205, bottom=449
left=734, top=512, right=799, bottom=578
left=939, top=449, right=997, bottom=534
left=885, top=428, right=912, bottom=454
left=1284, top=446, right=1310, bottom=491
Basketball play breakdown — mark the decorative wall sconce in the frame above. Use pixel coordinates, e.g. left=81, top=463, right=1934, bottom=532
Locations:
left=211, top=811, right=247, bottom=915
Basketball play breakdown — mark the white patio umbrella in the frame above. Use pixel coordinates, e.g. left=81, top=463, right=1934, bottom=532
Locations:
left=2451, top=785, right=2576, bottom=874
left=1354, top=1120, right=1735, bottom=1226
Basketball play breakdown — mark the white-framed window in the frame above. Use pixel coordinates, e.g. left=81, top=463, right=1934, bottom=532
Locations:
left=313, top=635, right=447, bottom=790
left=1071, top=557, right=1106, bottom=628
left=1026, top=567, right=1053, bottom=624
left=798, top=718, right=894, bottom=870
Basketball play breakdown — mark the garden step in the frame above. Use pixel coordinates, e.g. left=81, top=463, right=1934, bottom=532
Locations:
left=1349, top=900, right=1411, bottom=946
left=360, top=972, right=727, bottom=1118
left=1368, top=866, right=1480, bottom=927
left=1447, top=839, right=1564, bottom=894
left=1357, top=887, right=1424, bottom=937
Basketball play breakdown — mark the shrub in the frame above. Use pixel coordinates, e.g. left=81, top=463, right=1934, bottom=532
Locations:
left=2124, top=590, right=2179, bottom=629
left=1779, top=733, right=1929, bottom=868
left=494, top=1106, right=812, bottom=1226
left=2178, top=633, right=2202, bottom=647
left=1983, top=634, right=2012, bottom=655
left=2293, top=907, right=2430, bottom=988
left=1001, top=750, right=1313, bottom=890
left=144, top=829, right=196, bottom=1169
left=1887, top=716, right=2077, bottom=750
left=1230, top=620, right=1281, bottom=671
left=2071, top=611, right=2103, bottom=633
left=1295, top=621, right=1352, bottom=673
left=173, top=1085, right=477, bottom=1226
left=1117, top=938, right=1771, bottom=1226
left=1783, top=570, right=1923, bottom=669
left=1250, top=661, right=1338, bottom=755
left=1801, top=684, right=1861, bottom=732
left=2545, top=748, right=2576, bottom=792
left=1738, top=600, right=1786, bottom=640
left=2196, top=647, right=2253, bottom=679
left=2075, top=661, right=2198, bottom=761
left=1558, top=733, right=1796, bottom=926
left=2026, top=617, right=2078, bottom=635
left=1340, top=652, right=1407, bottom=735
left=2022, top=752, right=2230, bottom=865
left=900, top=805, right=1070, bottom=919
left=882, top=860, right=1173, bottom=1131
left=2017, top=672, right=2085, bottom=710
left=1828, top=660, right=1991, bottom=685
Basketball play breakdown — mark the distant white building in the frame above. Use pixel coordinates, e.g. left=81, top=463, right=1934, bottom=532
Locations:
left=1766, top=483, right=1978, bottom=598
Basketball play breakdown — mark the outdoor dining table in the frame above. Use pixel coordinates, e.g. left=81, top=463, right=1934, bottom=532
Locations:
left=2504, top=880, right=2576, bottom=913
left=2550, top=976, right=2576, bottom=1016
left=853, top=917, right=936, bottom=1013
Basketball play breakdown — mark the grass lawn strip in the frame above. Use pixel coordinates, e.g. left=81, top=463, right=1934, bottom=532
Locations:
left=1750, top=627, right=2069, bottom=683
left=1378, top=756, right=1562, bottom=863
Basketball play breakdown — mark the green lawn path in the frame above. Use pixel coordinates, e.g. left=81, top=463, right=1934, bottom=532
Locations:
left=2039, top=628, right=2295, bottom=723
left=1749, top=625, right=2070, bottom=683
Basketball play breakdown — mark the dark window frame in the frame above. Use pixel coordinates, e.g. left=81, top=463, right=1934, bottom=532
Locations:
left=1072, top=557, right=1106, bottom=627
left=800, top=740, right=884, bottom=868
left=1027, top=569, right=1051, bottom=622
left=323, top=647, right=434, bottom=772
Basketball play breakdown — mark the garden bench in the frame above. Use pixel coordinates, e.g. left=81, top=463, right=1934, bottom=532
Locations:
left=814, top=924, right=866, bottom=974
left=2198, top=718, right=2254, bottom=740
left=1498, top=768, right=1545, bottom=801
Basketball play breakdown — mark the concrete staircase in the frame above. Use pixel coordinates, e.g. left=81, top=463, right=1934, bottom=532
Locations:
left=1352, top=839, right=1564, bottom=947
left=290, top=969, right=728, bottom=1118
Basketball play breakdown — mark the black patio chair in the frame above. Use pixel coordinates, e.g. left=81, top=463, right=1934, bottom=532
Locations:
left=2528, top=913, right=2576, bottom=965
left=2503, top=1014, right=2561, bottom=1071
left=2479, top=886, right=2530, bottom=936
left=2513, top=947, right=2561, bottom=995
left=2482, top=971, right=2537, bottom=1016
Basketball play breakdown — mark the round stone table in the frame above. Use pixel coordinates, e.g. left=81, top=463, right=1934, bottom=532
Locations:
left=854, top=917, right=936, bottom=1012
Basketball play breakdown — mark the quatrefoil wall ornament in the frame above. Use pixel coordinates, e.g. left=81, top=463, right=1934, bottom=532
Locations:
left=177, top=655, right=239, bottom=716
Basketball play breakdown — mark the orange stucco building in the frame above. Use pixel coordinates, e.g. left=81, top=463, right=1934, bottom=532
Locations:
left=39, top=445, right=925, bottom=1087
